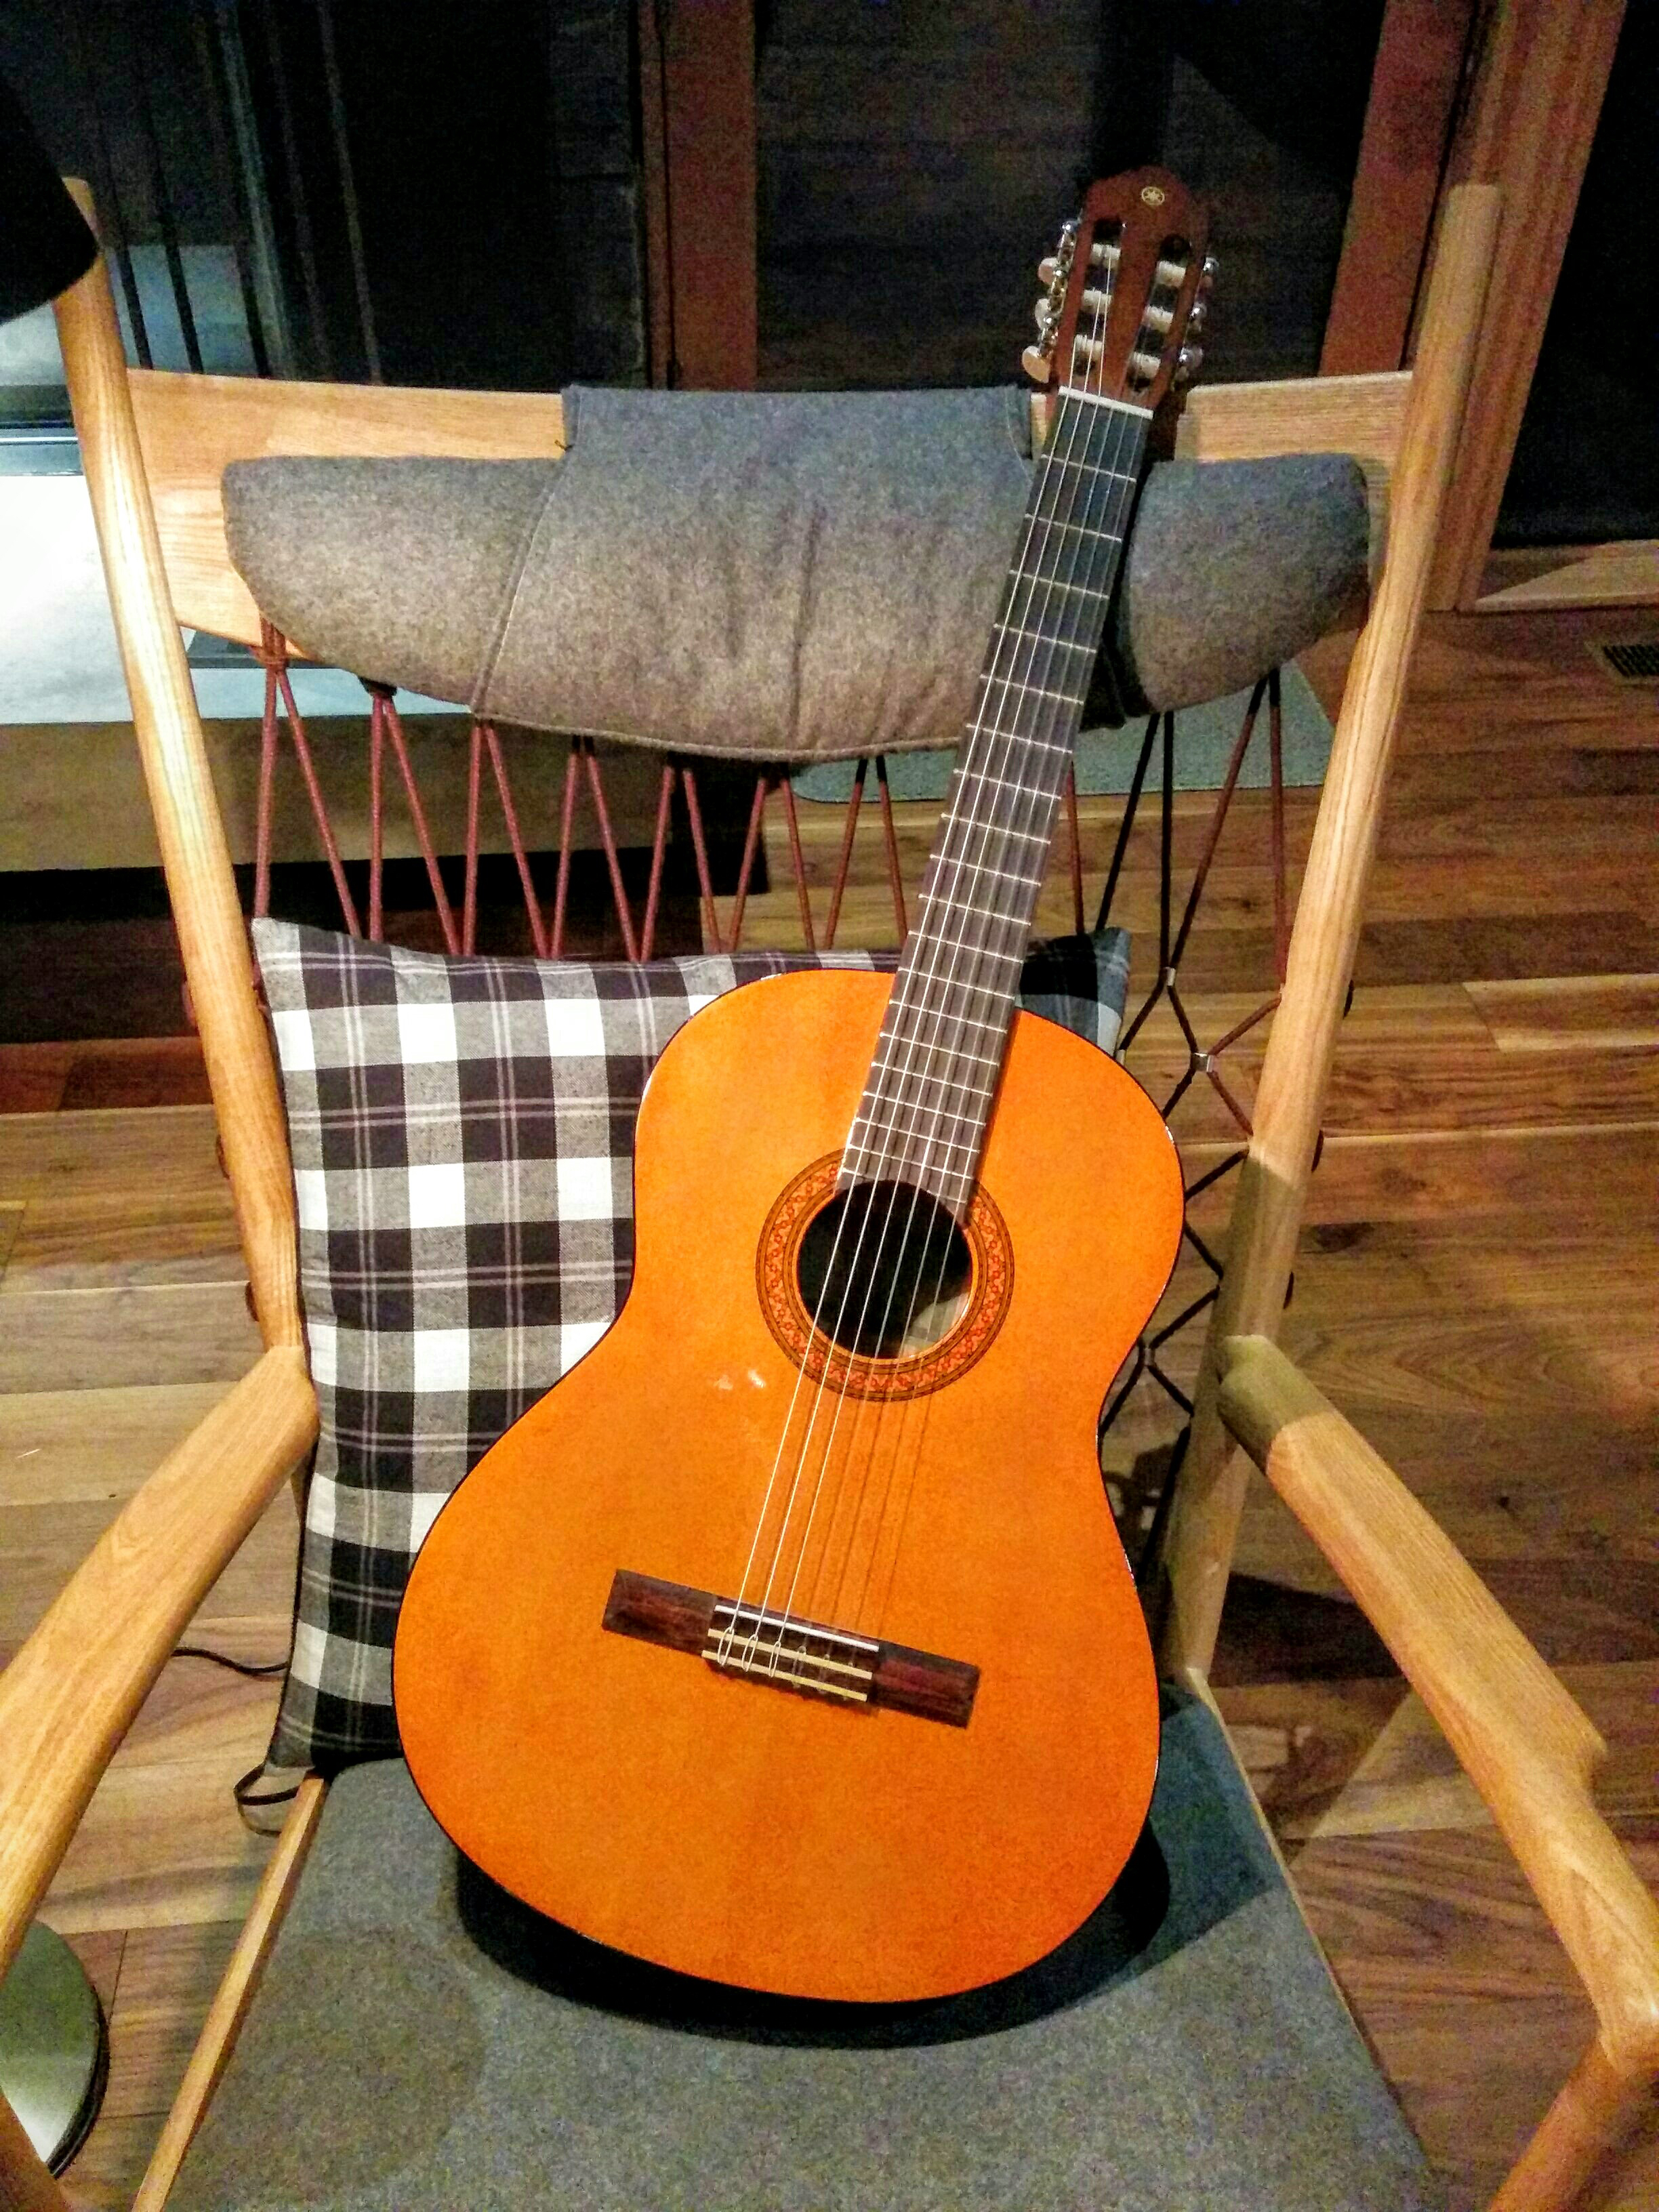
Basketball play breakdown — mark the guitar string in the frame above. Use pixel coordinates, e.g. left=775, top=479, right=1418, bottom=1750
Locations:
left=705, top=301, right=1104, bottom=1670
left=773, top=390, right=1130, bottom=1652
left=785, top=390, right=1137, bottom=1636
left=765, top=283, right=1149, bottom=1654
left=718, top=327, right=1111, bottom=1671
left=815, top=280, right=1176, bottom=1642
left=722, top=375, right=1109, bottom=1671
left=764, top=281, right=1139, bottom=1652
left=728, top=227, right=1172, bottom=1671
left=814, top=389, right=1149, bottom=1640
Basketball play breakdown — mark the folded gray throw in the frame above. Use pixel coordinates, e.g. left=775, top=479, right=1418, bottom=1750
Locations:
left=224, top=385, right=1369, bottom=762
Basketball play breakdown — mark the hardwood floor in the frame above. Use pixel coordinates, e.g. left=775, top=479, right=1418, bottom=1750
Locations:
left=1, top=604, right=1654, bottom=2208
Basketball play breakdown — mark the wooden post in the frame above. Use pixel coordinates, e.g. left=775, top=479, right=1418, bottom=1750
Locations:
left=636, top=0, right=757, bottom=388
left=52, top=187, right=302, bottom=1351
left=1156, top=184, right=1500, bottom=1686
left=1318, top=0, right=1477, bottom=376
left=1492, top=2037, right=1659, bottom=2212
left=0, top=2094, right=71, bottom=2212
left=1425, top=0, right=1626, bottom=609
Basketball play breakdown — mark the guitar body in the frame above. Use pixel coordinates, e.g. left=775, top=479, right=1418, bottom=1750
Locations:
left=396, top=967, right=1184, bottom=2001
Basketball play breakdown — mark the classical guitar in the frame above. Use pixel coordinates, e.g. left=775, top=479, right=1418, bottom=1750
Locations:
left=395, top=169, right=1212, bottom=2003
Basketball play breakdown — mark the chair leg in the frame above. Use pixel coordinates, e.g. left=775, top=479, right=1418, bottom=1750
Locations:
left=0, top=2089, right=71, bottom=2212
left=1490, top=2038, right=1659, bottom=2212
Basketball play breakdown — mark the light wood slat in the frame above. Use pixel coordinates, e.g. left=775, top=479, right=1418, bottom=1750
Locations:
left=1467, top=975, right=1659, bottom=1052
left=0, top=1384, right=241, bottom=1511
left=1174, top=370, right=1412, bottom=471
left=5, top=1481, right=294, bottom=1668
left=1216, top=1663, right=1659, bottom=1846
left=0, top=1284, right=264, bottom=1397
left=1216, top=1336, right=1659, bottom=2086
left=127, top=371, right=567, bottom=648
left=1475, top=541, right=1659, bottom=612
left=0, top=718, right=665, bottom=875
left=1178, top=1120, right=1659, bottom=1229
left=53, top=196, right=300, bottom=1351
left=132, top=1778, right=326, bottom=2212
left=0, top=1107, right=226, bottom=1207
left=1287, top=1825, right=1658, bottom=2208
left=121, top=347, right=1411, bottom=656
left=0, top=1348, right=315, bottom=1982
left=58, top=2114, right=155, bottom=2210
left=1176, top=368, right=1412, bottom=573
left=99, top=1923, right=242, bottom=2123
left=1, top=1204, right=244, bottom=1291
left=1283, top=1664, right=1659, bottom=1844
left=1149, top=1043, right=1659, bottom=1144
left=1158, top=184, right=1500, bottom=1682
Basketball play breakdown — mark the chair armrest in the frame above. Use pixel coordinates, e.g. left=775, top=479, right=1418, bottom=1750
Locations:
left=0, top=1347, right=317, bottom=1978
left=1217, top=1334, right=1659, bottom=2081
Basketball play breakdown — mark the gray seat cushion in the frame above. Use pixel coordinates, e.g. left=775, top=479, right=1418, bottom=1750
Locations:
left=173, top=1692, right=1437, bottom=2211
left=223, top=386, right=1369, bottom=760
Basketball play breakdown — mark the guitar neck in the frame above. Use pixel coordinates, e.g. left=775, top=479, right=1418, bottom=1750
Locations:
left=844, top=390, right=1153, bottom=1207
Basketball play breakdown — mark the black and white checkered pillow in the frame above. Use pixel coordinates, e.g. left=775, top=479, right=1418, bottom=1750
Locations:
left=255, top=918, right=1129, bottom=1769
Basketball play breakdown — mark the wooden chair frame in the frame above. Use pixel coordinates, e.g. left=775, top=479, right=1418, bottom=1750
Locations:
left=1, top=180, right=1654, bottom=2211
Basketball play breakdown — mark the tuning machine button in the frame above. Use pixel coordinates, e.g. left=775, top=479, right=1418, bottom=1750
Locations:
left=1173, top=342, right=1204, bottom=388
left=1185, top=298, right=1208, bottom=333
left=1199, top=253, right=1220, bottom=289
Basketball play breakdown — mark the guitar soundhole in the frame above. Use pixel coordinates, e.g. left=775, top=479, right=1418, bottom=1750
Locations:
left=795, top=1180, right=973, bottom=1361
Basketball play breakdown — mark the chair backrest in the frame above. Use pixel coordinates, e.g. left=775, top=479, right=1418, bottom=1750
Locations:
left=52, top=181, right=1500, bottom=1687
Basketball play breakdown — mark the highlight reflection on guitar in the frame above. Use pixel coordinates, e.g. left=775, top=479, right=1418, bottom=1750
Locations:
left=395, top=169, right=1211, bottom=2002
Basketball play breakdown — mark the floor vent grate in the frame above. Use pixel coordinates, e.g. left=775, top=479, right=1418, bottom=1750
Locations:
left=1588, top=638, right=1659, bottom=684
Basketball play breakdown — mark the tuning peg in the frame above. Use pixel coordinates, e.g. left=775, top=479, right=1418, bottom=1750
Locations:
left=1038, top=255, right=1059, bottom=287
left=1173, top=342, right=1204, bottom=387
left=1033, top=298, right=1057, bottom=335
left=1185, top=298, right=1208, bottom=333
left=1200, top=253, right=1220, bottom=287
left=1021, top=342, right=1054, bottom=386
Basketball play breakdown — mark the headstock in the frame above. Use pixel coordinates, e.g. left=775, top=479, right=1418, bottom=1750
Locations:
left=1024, top=167, right=1214, bottom=411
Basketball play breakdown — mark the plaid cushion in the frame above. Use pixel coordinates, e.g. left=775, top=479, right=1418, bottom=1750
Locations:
left=255, top=918, right=1131, bottom=1769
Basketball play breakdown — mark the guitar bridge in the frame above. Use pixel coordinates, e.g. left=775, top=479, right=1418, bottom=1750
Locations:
left=703, top=1599, right=878, bottom=1704
left=602, top=1570, right=978, bottom=1727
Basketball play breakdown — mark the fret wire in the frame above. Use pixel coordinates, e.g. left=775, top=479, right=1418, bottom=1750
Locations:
left=996, top=624, right=1097, bottom=656
left=851, top=1067, right=997, bottom=1115
left=916, top=935, right=1022, bottom=966
left=915, top=853, right=1043, bottom=888
left=1043, top=455, right=1138, bottom=482
left=976, top=675, right=1086, bottom=708
left=916, top=895, right=1032, bottom=928
left=954, top=767, right=1061, bottom=798
left=879, top=1005, right=1015, bottom=1042
left=1057, top=387, right=1151, bottom=417
left=846, top=1119, right=980, bottom=1161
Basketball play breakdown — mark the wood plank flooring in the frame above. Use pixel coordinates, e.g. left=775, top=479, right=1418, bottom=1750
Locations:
left=1, top=604, right=1654, bottom=2209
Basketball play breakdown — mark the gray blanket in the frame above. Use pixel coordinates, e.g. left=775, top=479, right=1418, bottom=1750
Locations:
left=224, top=385, right=1368, bottom=762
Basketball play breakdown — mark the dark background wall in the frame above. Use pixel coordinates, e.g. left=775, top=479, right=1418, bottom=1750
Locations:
left=1, top=0, right=1653, bottom=539
left=755, top=0, right=1382, bottom=389
left=1494, top=0, right=1657, bottom=547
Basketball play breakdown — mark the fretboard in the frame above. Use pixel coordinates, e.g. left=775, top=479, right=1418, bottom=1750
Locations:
left=843, top=388, right=1151, bottom=1208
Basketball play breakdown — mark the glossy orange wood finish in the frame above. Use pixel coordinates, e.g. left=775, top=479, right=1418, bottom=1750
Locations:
left=394, top=969, right=1183, bottom=2001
